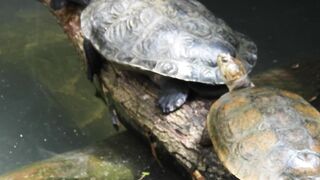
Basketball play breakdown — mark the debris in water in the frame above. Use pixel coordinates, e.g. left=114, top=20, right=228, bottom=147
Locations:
left=192, top=170, right=205, bottom=180
left=138, top=172, right=150, bottom=180
left=291, top=63, right=300, bottom=69
left=309, top=95, right=318, bottom=102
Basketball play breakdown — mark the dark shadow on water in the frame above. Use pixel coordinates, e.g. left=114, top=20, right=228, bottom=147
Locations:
left=199, top=0, right=320, bottom=72
left=199, top=0, right=320, bottom=107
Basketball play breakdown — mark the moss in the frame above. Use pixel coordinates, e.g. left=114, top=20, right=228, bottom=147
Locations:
left=1, top=152, right=134, bottom=179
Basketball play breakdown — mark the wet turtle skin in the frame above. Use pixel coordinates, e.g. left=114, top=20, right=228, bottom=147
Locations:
left=81, top=0, right=257, bottom=85
left=207, top=87, right=320, bottom=179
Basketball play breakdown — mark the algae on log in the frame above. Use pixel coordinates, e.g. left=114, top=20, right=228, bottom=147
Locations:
left=0, top=144, right=134, bottom=179
left=37, top=0, right=234, bottom=179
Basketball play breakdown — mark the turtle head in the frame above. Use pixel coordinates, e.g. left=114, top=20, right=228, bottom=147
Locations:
left=217, top=53, right=254, bottom=91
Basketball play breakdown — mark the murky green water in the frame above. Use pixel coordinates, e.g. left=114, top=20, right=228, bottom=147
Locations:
left=0, top=0, right=183, bottom=179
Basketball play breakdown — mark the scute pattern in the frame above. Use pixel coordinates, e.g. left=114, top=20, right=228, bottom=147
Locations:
left=81, top=0, right=257, bottom=84
left=207, top=87, right=320, bottom=179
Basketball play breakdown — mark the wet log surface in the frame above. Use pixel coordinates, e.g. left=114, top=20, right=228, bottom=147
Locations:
left=35, top=0, right=320, bottom=179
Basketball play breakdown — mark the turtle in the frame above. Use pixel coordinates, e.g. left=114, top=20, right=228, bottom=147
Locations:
left=52, top=0, right=258, bottom=113
left=206, top=54, right=320, bottom=179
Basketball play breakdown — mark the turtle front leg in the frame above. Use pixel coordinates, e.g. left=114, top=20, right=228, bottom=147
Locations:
left=158, top=79, right=189, bottom=113
left=83, top=39, right=123, bottom=132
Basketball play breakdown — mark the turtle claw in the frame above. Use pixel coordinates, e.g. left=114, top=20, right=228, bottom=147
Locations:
left=111, top=108, right=121, bottom=131
left=158, top=89, right=188, bottom=113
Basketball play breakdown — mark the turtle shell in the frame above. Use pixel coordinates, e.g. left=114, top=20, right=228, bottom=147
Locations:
left=81, top=0, right=257, bottom=85
left=207, top=87, right=320, bottom=179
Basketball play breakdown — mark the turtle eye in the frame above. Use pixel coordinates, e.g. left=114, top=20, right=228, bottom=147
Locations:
left=221, top=58, right=228, bottom=63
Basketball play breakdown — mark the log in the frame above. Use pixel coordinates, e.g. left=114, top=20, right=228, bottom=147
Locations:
left=37, top=0, right=234, bottom=179
left=36, top=0, right=320, bottom=179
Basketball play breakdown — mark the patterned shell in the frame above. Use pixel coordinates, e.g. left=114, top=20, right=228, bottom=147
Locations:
left=207, top=87, right=320, bottom=179
left=81, top=0, right=257, bottom=85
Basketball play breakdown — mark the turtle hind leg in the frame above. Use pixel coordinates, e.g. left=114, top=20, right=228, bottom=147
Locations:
left=83, top=38, right=104, bottom=82
left=83, top=38, right=108, bottom=105
left=158, top=79, right=189, bottom=113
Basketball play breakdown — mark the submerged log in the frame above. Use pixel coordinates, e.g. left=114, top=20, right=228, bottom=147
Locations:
left=1, top=143, right=135, bottom=179
left=36, top=0, right=320, bottom=179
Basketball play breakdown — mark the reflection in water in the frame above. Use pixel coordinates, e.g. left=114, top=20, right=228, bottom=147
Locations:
left=0, top=0, right=183, bottom=179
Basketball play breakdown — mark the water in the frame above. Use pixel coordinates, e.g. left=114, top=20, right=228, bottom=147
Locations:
left=200, top=0, right=320, bottom=100
left=199, top=0, right=320, bottom=72
left=0, top=0, right=183, bottom=179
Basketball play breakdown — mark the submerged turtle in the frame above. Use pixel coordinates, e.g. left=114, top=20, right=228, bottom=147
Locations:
left=51, top=0, right=257, bottom=113
left=207, top=54, right=320, bottom=179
